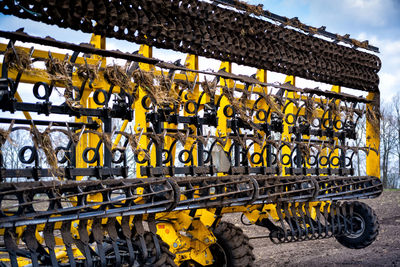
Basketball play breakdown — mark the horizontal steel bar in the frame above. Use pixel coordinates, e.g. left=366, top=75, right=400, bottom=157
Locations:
left=0, top=118, right=98, bottom=129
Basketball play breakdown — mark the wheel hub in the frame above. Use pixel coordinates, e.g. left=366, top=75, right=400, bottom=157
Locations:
left=348, top=212, right=366, bottom=238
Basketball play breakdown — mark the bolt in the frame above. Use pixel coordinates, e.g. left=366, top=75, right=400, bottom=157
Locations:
left=204, top=237, right=209, bottom=243
left=173, top=242, right=178, bottom=248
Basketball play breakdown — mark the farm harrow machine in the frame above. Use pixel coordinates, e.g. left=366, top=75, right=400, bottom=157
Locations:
left=0, top=0, right=382, bottom=266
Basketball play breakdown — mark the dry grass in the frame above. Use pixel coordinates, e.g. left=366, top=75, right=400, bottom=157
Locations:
left=31, top=126, right=60, bottom=177
left=44, top=57, right=84, bottom=109
left=132, top=69, right=179, bottom=107
left=304, top=96, right=318, bottom=123
left=297, top=142, right=311, bottom=159
left=114, top=131, right=150, bottom=161
left=59, top=85, right=83, bottom=109
left=0, top=122, right=14, bottom=146
left=200, top=79, right=217, bottom=99
left=77, top=64, right=98, bottom=81
left=4, top=47, right=32, bottom=70
left=104, top=65, right=131, bottom=92
left=167, top=131, right=189, bottom=146
left=329, top=99, right=341, bottom=119
left=264, top=94, right=284, bottom=118
left=45, top=57, right=71, bottom=84
left=366, top=94, right=380, bottom=130
left=233, top=0, right=263, bottom=15
left=366, top=107, right=380, bottom=130
left=85, top=130, right=112, bottom=152
left=50, top=128, right=81, bottom=145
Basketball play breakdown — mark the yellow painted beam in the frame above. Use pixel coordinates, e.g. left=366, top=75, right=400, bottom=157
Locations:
left=75, top=87, right=90, bottom=180
left=253, top=69, right=267, bottom=167
left=330, top=85, right=341, bottom=168
left=281, top=75, right=296, bottom=175
left=0, top=43, right=100, bottom=65
left=217, top=62, right=233, bottom=156
left=366, top=92, right=380, bottom=177
left=183, top=54, right=199, bottom=166
left=135, top=45, right=153, bottom=177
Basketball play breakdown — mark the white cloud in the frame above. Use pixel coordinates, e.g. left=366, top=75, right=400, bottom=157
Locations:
left=340, top=0, right=392, bottom=27
left=355, top=33, right=400, bottom=100
left=380, top=72, right=400, bottom=99
left=272, top=0, right=400, bottom=40
left=381, top=40, right=400, bottom=58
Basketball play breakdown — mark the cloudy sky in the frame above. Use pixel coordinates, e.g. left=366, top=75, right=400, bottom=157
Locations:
left=0, top=0, right=399, bottom=101
left=250, top=0, right=400, bottom=101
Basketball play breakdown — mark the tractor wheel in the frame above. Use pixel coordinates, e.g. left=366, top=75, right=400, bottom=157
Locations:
left=136, top=232, right=177, bottom=267
left=211, top=221, right=255, bottom=267
left=335, top=201, right=379, bottom=249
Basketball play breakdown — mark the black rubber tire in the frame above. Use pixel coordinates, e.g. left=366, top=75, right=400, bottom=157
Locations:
left=212, top=221, right=255, bottom=267
left=137, top=232, right=177, bottom=267
left=335, top=201, right=379, bottom=249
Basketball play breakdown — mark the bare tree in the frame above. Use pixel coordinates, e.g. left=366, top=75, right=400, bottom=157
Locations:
left=391, top=93, right=400, bottom=187
left=387, top=173, right=399, bottom=189
left=380, top=105, right=396, bottom=188
left=1, top=130, right=27, bottom=169
left=354, top=116, right=366, bottom=176
left=112, top=118, right=136, bottom=177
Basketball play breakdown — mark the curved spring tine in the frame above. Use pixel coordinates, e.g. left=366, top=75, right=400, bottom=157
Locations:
left=61, top=221, right=77, bottom=267
left=43, top=222, right=59, bottom=267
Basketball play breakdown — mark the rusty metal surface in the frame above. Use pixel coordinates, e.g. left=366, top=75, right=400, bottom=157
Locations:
left=0, top=175, right=382, bottom=228
left=0, top=0, right=381, bottom=91
left=212, top=0, right=380, bottom=53
left=0, top=30, right=375, bottom=104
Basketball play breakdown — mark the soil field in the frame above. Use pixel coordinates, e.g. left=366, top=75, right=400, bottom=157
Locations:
left=224, top=190, right=400, bottom=267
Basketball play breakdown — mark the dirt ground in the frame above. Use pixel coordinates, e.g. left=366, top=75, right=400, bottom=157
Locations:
left=224, top=190, right=400, bottom=267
